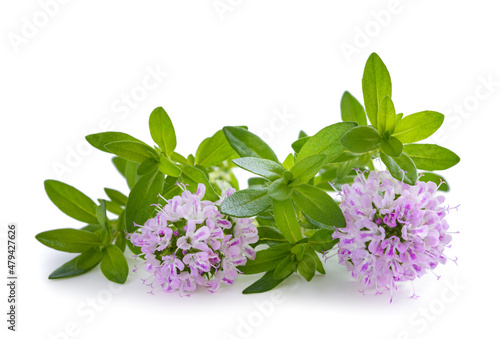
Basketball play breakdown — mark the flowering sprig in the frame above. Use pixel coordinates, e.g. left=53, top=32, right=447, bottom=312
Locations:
left=36, top=107, right=244, bottom=285
left=219, top=53, right=459, bottom=294
left=36, top=53, right=460, bottom=298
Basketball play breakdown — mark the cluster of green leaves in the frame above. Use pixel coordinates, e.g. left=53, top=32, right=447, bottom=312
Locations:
left=338, top=53, right=460, bottom=186
left=36, top=107, right=240, bottom=283
left=36, top=181, right=129, bottom=283
left=220, top=126, right=348, bottom=293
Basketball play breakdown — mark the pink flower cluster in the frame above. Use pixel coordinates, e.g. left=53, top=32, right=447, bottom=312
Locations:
left=332, top=171, right=455, bottom=298
left=128, top=184, right=258, bottom=296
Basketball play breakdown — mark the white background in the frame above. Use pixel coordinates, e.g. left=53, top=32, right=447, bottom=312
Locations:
left=1, top=1, right=499, bottom=338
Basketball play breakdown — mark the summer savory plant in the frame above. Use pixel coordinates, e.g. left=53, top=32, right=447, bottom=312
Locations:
left=36, top=53, right=460, bottom=299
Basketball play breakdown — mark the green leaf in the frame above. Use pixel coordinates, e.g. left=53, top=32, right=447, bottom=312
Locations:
left=100, top=244, right=129, bottom=284
left=223, top=126, right=279, bottom=162
left=292, top=184, right=346, bottom=228
left=238, top=243, right=293, bottom=274
left=116, top=210, right=125, bottom=232
left=291, top=243, right=309, bottom=261
left=86, top=132, right=147, bottom=154
left=125, top=170, right=165, bottom=236
left=268, top=178, right=294, bottom=201
left=273, top=199, right=302, bottom=243
left=283, top=170, right=293, bottom=184
left=242, top=270, right=290, bottom=294
left=254, top=226, right=287, bottom=247
left=377, top=95, right=396, bottom=135
left=48, top=255, right=98, bottom=279
left=273, top=255, right=297, bottom=280
left=297, top=253, right=316, bottom=281
left=124, top=160, right=140, bottom=189
left=290, top=154, right=326, bottom=186
left=297, top=122, right=357, bottom=162
left=104, top=188, right=128, bottom=206
left=331, top=151, right=359, bottom=163
left=392, top=111, right=444, bottom=144
left=96, top=200, right=107, bottom=227
left=36, top=228, right=102, bottom=253
left=44, top=180, right=99, bottom=224
left=171, top=152, right=187, bottom=165
left=340, top=91, right=367, bottom=126
left=97, top=199, right=112, bottom=244
left=195, top=129, right=237, bottom=167
left=308, top=229, right=337, bottom=252
left=80, top=224, right=101, bottom=233
left=403, top=144, right=460, bottom=171
left=115, top=233, right=127, bottom=252
left=255, top=212, right=276, bottom=227
left=340, top=126, right=381, bottom=153
left=220, top=188, right=272, bottom=217
left=181, top=165, right=218, bottom=201
left=196, top=164, right=212, bottom=181
left=104, top=141, right=157, bottom=163
left=158, top=154, right=182, bottom=177
left=137, top=158, right=158, bottom=176
left=380, top=152, right=418, bottom=185
left=291, top=137, right=310, bottom=154
left=362, top=52, right=392, bottom=127
left=248, top=177, right=270, bottom=188
left=149, top=107, right=176, bottom=155
left=195, top=137, right=210, bottom=161
left=380, top=136, right=403, bottom=157
left=419, top=172, right=450, bottom=192
left=395, top=113, right=403, bottom=123
left=115, top=213, right=126, bottom=252
left=282, top=153, right=294, bottom=170
left=232, top=157, right=284, bottom=181
left=302, top=215, right=329, bottom=230
left=310, top=249, right=325, bottom=274
left=76, top=247, right=104, bottom=270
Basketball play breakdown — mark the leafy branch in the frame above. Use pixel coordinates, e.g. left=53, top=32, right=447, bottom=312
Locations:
left=36, top=53, right=460, bottom=295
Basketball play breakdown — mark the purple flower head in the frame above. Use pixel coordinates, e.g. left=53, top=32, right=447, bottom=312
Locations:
left=331, top=170, right=456, bottom=300
left=128, top=183, right=258, bottom=296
